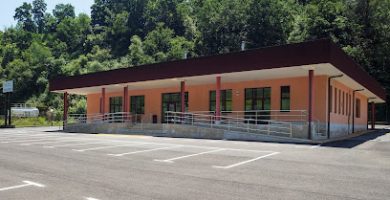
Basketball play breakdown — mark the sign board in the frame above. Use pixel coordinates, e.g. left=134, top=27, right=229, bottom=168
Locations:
left=3, top=80, right=13, bottom=93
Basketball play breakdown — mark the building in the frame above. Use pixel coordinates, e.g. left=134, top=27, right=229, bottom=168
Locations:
left=49, top=39, right=386, bottom=141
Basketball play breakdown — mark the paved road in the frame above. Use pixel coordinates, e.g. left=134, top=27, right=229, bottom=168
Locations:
left=0, top=127, right=389, bottom=200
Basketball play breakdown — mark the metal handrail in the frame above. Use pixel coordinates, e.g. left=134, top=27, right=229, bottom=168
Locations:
left=164, top=110, right=309, bottom=137
left=66, top=112, right=145, bottom=125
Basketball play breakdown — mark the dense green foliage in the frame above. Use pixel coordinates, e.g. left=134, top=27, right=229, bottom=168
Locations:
left=1, top=0, right=389, bottom=120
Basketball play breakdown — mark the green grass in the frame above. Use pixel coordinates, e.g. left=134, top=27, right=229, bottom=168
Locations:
left=0, top=117, right=62, bottom=128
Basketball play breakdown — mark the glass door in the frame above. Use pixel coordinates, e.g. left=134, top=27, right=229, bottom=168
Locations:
left=244, top=87, right=271, bottom=123
left=162, top=92, right=188, bottom=123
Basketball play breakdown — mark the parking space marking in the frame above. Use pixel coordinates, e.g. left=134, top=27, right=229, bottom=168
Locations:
left=73, top=143, right=147, bottom=152
left=20, top=138, right=94, bottom=146
left=85, top=197, right=100, bottom=200
left=310, top=144, right=321, bottom=149
left=0, top=133, right=55, bottom=139
left=0, top=180, right=45, bottom=192
left=155, top=148, right=225, bottom=163
left=43, top=141, right=106, bottom=148
left=213, top=152, right=280, bottom=169
left=108, top=145, right=183, bottom=157
left=1, top=137, right=61, bottom=144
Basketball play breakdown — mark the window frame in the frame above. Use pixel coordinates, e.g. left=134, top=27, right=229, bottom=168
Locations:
left=109, top=96, right=123, bottom=113
left=244, top=87, right=271, bottom=111
left=280, top=86, right=290, bottom=112
left=356, top=98, right=361, bottom=118
left=334, top=88, right=337, bottom=114
left=209, top=89, right=233, bottom=112
left=130, top=95, right=145, bottom=114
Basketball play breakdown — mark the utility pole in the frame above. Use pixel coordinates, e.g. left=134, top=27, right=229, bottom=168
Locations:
left=1, top=80, right=15, bottom=128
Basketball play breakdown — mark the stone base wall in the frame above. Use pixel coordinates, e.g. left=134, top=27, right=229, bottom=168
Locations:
left=64, top=122, right=313, bottom=143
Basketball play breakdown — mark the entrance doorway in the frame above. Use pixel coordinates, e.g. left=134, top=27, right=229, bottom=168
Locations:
left=244, top=87, right=271, bottom=123
left=162, top=92, right=188, bottom=123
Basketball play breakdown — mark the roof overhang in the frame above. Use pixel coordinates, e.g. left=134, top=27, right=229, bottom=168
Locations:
left=49, top=39, right=386, bottom=103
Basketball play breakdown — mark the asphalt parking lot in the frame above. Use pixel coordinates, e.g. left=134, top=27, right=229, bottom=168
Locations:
left=0, top=127, right=389, bottom=200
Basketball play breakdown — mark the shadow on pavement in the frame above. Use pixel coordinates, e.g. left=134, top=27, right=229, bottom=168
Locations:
left=322, top=129, right=388, bottom=148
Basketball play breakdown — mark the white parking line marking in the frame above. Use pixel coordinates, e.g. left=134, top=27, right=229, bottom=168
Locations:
left=213, top=152, right=280, bottom=169
left=1, top=137, right=60, bottom=144
left=310, top=144, right=321, bottom=149
left=155, top=148, right=225, bottom=163
left=73, top=143, right=147, bottom=152
left=43, top=141, right=105, bottom=148
left=108, top=145, right=182, bottom=157
left=0, top=180, right=45, bottom=192
left=20, top=138, right=92, bottom=146
left=0, top=134, right=55, bottom=139
left=85, top=197, right=100, bottom=200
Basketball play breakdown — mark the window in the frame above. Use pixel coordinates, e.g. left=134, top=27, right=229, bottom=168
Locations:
left=245, top=87, right=271, bottom=122
left=280, top=86, right=290, bottom=111
left=334, top=88, right=337, bottom=113
left=99, top=97, right=103, bottom=113
left=356, top=98, right=361, bottom=118
left=348, top=94, right=351, bottom=115
left=130, top=96, right=145, bottom=114
left=209, top=90, right=232, bottom=112
left=342, top=91, right=345, bottom=115
left=338, top=90, right=341, bottom=114
left=345, top=93, right=350, bottom=116
left=329, top=86, right=333, bottom=113
left=162, top=92, right=188, bottom=113
left=109, top=96, right=122, bottom=113
left=245, top=87, right=271, bottom=111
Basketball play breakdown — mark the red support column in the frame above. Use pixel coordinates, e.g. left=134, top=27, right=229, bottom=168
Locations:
left=308, top=70, right=314, bottom=139
left=101, top=88, right=106, bottom=120
left=63, top=92, right=68, bottom=128
left=123, top=86, right=128, bottom=121
left=371, top=102, right=376, bottom=130
left=216, top=76, right=221, bottom=121
left=180, top=81, right=186, bottom=113
left=123, top=86, right=128, bottom=112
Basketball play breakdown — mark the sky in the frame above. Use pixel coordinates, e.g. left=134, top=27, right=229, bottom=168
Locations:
left=0, top=0, right=94, bottom=30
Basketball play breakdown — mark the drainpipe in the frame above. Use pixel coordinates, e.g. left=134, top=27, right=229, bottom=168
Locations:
left=368, top=97, right=377, bottom=130
left=63, top=92, right=68, bottom=129
left=327, top=74, right=343, bottom=139
left=371, top=101, right=376, bottom=130
left=352, top=89, right=364, bottom=133
left=308, top=70, right=314, bottom=140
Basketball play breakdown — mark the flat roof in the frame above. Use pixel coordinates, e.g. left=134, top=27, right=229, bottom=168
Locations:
left=49, top=39, right=386, bottom=101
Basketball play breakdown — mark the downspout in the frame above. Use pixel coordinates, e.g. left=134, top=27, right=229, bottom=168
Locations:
left=327, top=75, right=343, bottom=139
left=352, top=89, right=364, bottom=133
left=368, top=97, right=377, bottom=130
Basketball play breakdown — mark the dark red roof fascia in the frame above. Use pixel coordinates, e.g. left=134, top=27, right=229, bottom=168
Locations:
left=49, top=39, right=386, bottom=100
left=328, top=42, right=386, bottom=100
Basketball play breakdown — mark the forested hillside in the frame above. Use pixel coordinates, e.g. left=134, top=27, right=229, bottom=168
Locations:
left=0, top=0, right=389, bottom=120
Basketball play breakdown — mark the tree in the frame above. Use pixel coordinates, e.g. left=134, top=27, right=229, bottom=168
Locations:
left=32, top=0, right=47, bottom=33
left=56, top=14, right=91, bottom=56
left=128, top=35, right=153, bottom=66
left=194, top=0, right=252, bottom=54
left=91, top=0, right=110, bottom=27
left=288, top=0, right=354, bottom=45
left=53, top=4, right=75, bottom=23
left=144, top=0, right=186, bottom=35
left=14, top=3, right=36, bottom=32
left=107, top=11, right=130, bottom=56
left=247, top=0, right=291, bottom=47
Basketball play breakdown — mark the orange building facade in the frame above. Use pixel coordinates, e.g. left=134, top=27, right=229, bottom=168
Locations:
left=50, top=39, right=386, bottom=140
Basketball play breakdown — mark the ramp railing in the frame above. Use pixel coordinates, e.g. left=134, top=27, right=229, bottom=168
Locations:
left=164, top=110, right=308, bottom=138
left=66, top=112, right=145, bottom=126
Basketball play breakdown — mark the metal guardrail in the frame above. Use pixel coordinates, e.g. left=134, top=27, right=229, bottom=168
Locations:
left=164, top=110, right=310, bottom=137
left=66, top=110, right=323, bottom=139
left=66, top=112, right=145, bottom=126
